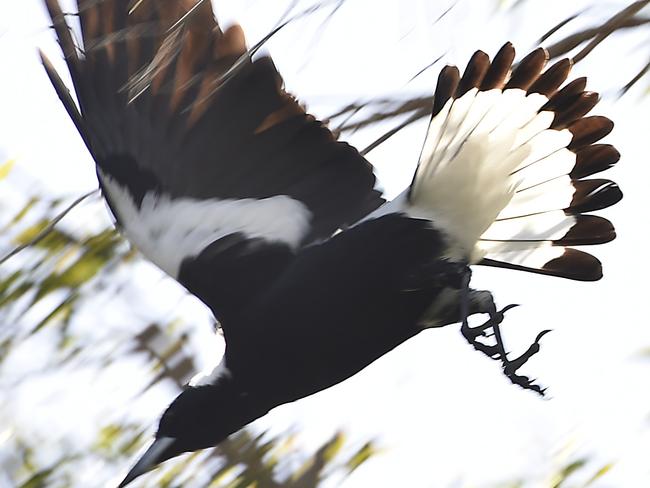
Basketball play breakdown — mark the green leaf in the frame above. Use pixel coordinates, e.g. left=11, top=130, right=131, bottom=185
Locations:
left=346, top=441, right=377, bottom=473
left=0, top=281, right=31, bottom=308
left=57, top=253, right=106, bottom=287
left=5, top=198, right=38, bottom=229
left=552, top=458, right=588, bottom=488
left=93, top=424, right=126, bottom=454
left=0, top=158, right=15, bottom=180
left=0, top=270, right=22, bottom=296
left=14, top=220, right=50, bottom=246
left=208, top=465, right=240, bottom=488
left=583, top=463, right=614, bottom=486
left=31, top=296, right=75, bottom=334
left=17, top=467, right=54, bottom=488
left=322, top=432, right=345, bottom=463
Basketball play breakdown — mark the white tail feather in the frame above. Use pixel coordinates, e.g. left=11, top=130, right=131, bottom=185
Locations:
left=366, top=46, right=619, bottom=281
left=409, top=88, right=560, bottom=261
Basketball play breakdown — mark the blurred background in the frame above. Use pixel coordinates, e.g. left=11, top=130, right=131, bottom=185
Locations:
left=0, top=0, right=649, bottom=486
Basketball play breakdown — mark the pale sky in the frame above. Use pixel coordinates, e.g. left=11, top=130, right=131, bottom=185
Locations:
left=1, top=1, right=649, bottom=487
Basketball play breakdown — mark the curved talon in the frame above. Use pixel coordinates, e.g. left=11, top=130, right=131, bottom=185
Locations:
left=500, top=303, right=520, bottom=314
left=534, top=329, right=552, bottom=343
left=493, top=303, right=519, bottom=323
left=501, top=328, right=552, bottom=395
left=505, top=328, right=552, bottom=374
left=458, top=292, right=547, bottom=396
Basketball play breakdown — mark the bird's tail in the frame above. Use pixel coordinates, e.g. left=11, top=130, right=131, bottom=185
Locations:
left=408, top=43, right=621, bottom=280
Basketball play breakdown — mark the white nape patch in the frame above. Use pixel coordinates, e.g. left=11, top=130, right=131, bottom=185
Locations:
left=189, top=357, right=231, bottom=386
left=98, top=171, right=312, bottom=277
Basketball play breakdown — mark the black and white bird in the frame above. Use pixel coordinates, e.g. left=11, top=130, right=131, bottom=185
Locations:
left=40, top=0, right=622, bottom=485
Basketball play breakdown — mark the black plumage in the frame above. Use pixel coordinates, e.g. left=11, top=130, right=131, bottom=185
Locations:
left=39, top=1, right=625, bottom=486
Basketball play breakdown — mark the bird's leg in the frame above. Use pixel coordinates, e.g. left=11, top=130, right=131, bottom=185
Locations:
left=458, top=267, right=501, bottom=356
left=463, top=293, right=551, bottom=396
left=417, top=264, right=550, bottom=394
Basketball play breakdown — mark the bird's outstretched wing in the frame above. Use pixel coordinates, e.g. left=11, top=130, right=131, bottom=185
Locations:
left=410, top=43, right=621, bottom=280
left=42, top=0, right=384, bottom=318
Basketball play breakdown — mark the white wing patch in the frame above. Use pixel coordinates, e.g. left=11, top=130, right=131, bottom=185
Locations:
left=481, top=211, right=576, bottom=242
left=476, top=244, right=565, bottom=269
left=99, top=171, right=312, bottom=277
left=407, top=87, right=574, bottom=262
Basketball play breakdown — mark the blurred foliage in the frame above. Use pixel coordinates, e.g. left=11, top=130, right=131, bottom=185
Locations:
left=494, top=457, right=613, bottom=488
left=0, top=158, right=15, bottom=180
left=0, top=169, right=377, bottom=487
left=332, top=1, right=650, bottom=154
left=2, top=1, right=650, bottom=486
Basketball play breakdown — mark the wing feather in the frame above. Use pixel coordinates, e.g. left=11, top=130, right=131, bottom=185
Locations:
left=43, top=0, right=384, bottom=316
left=410, top=43, right=621, bottom=280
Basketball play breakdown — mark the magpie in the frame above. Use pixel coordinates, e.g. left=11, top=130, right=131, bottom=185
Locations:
left=40, top=0, right=622, bottom=485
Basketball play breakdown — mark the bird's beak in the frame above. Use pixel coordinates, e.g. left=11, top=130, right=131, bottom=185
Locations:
left=117, top=437, right=177, bottom=487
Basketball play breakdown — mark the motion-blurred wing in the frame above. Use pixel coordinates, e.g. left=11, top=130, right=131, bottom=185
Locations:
left=42, top=0, right=383, bottom=316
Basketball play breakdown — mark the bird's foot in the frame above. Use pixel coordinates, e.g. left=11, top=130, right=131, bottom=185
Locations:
left=461, top=303, right=517, bottom=359
left=459, top=302, right=510, bottom=343
left=462, top=297, right=551, bottom=396
left=500, top=329, right=552, bottom=396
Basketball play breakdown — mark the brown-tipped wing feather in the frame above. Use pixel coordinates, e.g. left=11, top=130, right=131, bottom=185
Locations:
left=43, top=0, right=383, bottom=248
left=480, top=42, right=516, bottom=90
left=413, top=42, right=622, bottom=280
left=42, top=0, right=387, bottom=321
left=44, top=2, right=621, bottom=287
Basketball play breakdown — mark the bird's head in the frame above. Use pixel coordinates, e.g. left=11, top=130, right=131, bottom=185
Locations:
left=118, top=381, right=267, bottom=487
